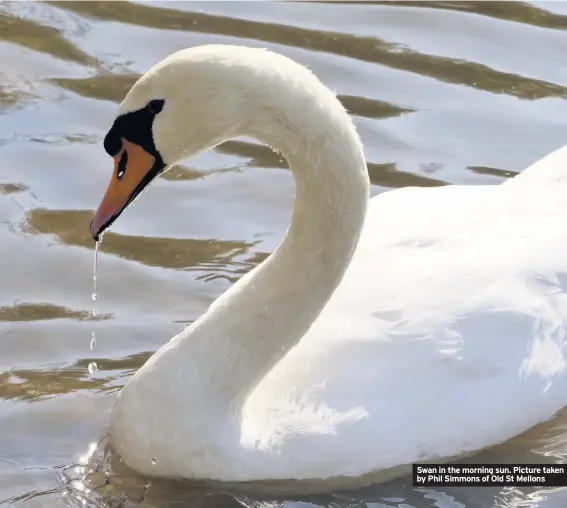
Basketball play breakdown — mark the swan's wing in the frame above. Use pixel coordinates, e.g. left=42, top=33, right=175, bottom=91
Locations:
left=245, top=181, right=567, bottom=479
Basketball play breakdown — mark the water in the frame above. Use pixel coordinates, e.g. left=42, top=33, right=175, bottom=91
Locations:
left=90, top=241, right=100, bottom=350
left=0, top=1, right=566, bottom=507
left=88, top=242, right=100, bottom=372
left=86, top=362, right=97, bottom=375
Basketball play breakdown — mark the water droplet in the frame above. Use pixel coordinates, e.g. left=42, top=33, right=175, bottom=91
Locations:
left=88, top=362, right=97, bottom=374
left=145, top=480, right=152, bottom=489
left=90, top=240, right=101, bottom=354
left=151, top=458, right=157, bottom=465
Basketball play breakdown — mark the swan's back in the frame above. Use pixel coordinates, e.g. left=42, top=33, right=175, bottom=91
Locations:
left=242, top=150, right=567, bottom=481
left=507, top=144, right=567, bottom=188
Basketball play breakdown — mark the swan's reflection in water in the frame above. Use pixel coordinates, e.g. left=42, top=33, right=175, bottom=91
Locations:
left=61, top=408, right=567, bottom=508
left=61, top=438, right=250, bottom=508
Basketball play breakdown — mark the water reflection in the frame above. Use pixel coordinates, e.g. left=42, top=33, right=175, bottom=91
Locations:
left=0, top=183, right=29, bottom=195
left=52, top=74, right=417, bottom=121
left=383, top=1, right=567, bottom=31
left=51, top=1, right=567, bottom=99
left=0, top=350, right=152, bottom=403
left=0, top=363, right=114, bottom=403
left=0, top=10, right=97, bottom=66
left=1, top=0, right=566, bottom=507
left=0, top=302, right=111, bottom=322
left=24, top=208, right=262, bottom=280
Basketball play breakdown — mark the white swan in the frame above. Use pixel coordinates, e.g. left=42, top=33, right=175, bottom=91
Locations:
left=90, top=45, right=567, bottom=488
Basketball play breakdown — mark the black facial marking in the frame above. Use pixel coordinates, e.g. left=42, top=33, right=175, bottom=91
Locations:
left=148, top=99, right=164, bottom=115
left=116, top=151, right=128, bottom=180
left=103, top=98, right=166, bottom=161
left=95, top=99, right=168, bottom=238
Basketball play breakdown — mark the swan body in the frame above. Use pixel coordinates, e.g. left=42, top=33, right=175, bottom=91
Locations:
left=91, top=45, right=567, bottom=488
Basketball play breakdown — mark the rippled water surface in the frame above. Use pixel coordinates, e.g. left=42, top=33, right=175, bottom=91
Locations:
left=1, top=1, right=567, bottom=507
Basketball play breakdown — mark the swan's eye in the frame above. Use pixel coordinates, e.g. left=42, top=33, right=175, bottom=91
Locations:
left=116, top=150, right=128, bottom=180
left=147, top=99, right=165, bottom=115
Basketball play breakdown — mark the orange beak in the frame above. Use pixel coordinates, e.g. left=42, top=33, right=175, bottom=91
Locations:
left=90, top=138, right=161, bottom=241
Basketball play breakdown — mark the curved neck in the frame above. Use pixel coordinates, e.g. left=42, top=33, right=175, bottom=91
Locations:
left=149, top=81, right=369, bottom=414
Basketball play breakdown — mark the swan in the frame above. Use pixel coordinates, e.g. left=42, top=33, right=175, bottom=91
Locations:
left=90, top=45, right=567, bottom=488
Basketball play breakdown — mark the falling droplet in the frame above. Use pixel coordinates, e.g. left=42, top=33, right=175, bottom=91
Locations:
left=151, top=458, right=157, bottom=465
left=88, top=362, right=97, bottom=374
left=90, top=240, right=101, bottom=356
left=92, top=241, right=100, bottom=302
left=145, top=480, right=152, bottom=489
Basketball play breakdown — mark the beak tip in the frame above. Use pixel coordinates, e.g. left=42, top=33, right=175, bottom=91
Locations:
left=90, top=219, right=100, bottom=243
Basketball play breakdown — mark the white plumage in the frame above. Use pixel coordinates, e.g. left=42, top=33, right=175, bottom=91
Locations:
left=106, top=45, right=567, bottom=489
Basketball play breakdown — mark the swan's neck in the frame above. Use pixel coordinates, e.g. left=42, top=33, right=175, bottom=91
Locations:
left=183, top=106, right=369, bottom=407
left=134, top=79, right=369, bottom=419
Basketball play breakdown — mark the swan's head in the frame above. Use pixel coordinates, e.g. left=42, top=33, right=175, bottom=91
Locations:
left=90, top=45, right=260, bottom=240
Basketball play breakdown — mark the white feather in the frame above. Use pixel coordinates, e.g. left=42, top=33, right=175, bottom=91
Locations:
left=107, top=45, right=567, bottom=489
